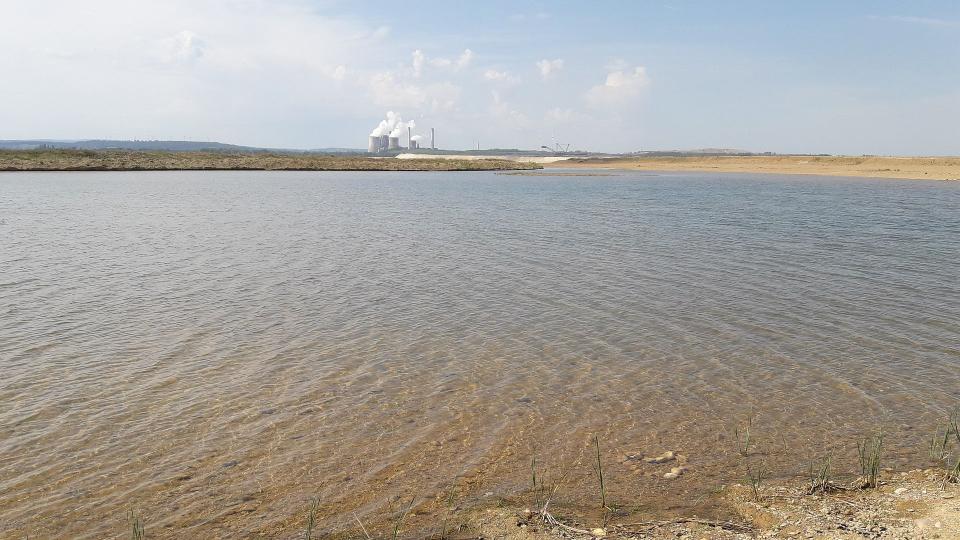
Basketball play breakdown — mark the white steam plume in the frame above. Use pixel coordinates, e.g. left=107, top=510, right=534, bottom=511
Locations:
left=370, top=111, right=417, bottom=139
left=369, top=110, right=399, bottom=136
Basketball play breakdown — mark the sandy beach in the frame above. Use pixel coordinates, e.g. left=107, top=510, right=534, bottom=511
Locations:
left=547, top=155, right=960, bottom=181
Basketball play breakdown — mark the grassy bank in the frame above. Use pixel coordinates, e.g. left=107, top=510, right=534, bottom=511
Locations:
left=550, top=155, right=960, bottom=181
left=0, top=149, right=542, bottom=172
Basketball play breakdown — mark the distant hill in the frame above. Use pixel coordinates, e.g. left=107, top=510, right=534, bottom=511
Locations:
left=0, top=140, right=366, bottom=154
left=0, top=139, right=258, bottom=151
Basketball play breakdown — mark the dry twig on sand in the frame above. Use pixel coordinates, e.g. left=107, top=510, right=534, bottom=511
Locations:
left=539, top=509, right=595, bottom=536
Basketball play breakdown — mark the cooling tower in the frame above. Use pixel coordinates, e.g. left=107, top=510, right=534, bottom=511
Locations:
left=388, top=136, right=400, bottom=150
left=368, top=136, right=380, bottom=153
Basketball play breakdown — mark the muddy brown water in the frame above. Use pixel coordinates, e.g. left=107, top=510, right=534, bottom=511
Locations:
left=1, top=170, right=959, bottom=538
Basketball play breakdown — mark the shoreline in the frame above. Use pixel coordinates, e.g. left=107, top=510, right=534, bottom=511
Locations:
left=132, top=459, right=960, bottom=539
left=6, top=151, right=960, bottom=179
left=545, top=155, right=960, bottom=181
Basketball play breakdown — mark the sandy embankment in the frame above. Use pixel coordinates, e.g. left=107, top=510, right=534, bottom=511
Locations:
left=396, top=153, right=572, bottom=164
left=547, top=155, right=960, bottom=181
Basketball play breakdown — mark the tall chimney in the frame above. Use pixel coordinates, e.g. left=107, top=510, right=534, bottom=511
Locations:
left=408, top=126, right=412, bottom=150
left=431, top=127, right=435, bottom=149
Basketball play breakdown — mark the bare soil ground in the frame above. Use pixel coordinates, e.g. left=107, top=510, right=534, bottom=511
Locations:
left=0, top=150, right=542, bottom=171
left=549, top=156, right=960, bottom=181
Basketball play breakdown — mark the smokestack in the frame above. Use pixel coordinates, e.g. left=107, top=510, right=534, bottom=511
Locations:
left=431, top=127, right=435, bottom=149
left=408, top=126, right=412, bottom=149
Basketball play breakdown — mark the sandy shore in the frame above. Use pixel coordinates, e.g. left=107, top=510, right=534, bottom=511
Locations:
left=547, top=156, right=960, bottom=181
left=445, top=469, right=960, bottom=540
left=0, top=150, right=541, bottom=171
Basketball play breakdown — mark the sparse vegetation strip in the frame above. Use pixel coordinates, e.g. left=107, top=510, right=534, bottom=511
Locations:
left=0, top=149, right=541, bottom=171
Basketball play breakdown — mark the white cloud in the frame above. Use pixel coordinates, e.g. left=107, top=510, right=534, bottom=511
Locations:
left=428, top=48, right=474, bottom=71
left=456, top=49, right=474, bottom=70
left=544, top=107, right=591, bottom=124
left=367, top=70, right=462, bottom=114
left=369, top=72, right=428, bottom=108
left=364, top=47, right=474, bottom=121
left=545, top=107, right=573, bottom=122
left=370, top=25, right=391, bottom=39
left=0, top=0, right=406, bottom=146
left=428, top=82, right=462, bottom=113
left=483, top=68, right=518, bottom=85
left=585, top=66, right=650, bottom=109
left=153, top=30, right=205, bottom=64
left=536, top=58, right=564, bottom=79
left=509, top=12, right=550, bottom=22
left=412, top=49, right=425, bottom=77
left=490, top=90, right=529, bottom=128
left=605, top=58, right=629, bottom=71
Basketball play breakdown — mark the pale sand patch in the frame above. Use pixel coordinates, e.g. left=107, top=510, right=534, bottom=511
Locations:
left=549, top=155, right=960, bottom=181
left=396, top=153, right=572, bottom=164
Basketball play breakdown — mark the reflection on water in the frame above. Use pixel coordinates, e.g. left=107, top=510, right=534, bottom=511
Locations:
left=1, top=170, right=959, bottom=538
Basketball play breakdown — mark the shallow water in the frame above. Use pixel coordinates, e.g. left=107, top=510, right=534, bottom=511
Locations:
left=1, top=170, right=959, bottom=538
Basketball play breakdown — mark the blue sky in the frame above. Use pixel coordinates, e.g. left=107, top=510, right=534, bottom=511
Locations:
left=2, top=1, right=958, bottom=154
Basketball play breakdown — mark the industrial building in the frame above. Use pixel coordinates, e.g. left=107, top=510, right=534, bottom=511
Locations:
left=366, top=112, right=433, bottom=153
left=367, top=131, right=430, bottom=153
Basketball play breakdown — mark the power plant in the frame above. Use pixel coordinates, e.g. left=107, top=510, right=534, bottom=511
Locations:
left=367, top=134, right=389, bottom=153
left=366, top=111, right=432, bottom=153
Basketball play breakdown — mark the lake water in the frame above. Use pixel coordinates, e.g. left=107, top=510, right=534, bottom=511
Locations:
left=1, top=170, right=959, bottom=538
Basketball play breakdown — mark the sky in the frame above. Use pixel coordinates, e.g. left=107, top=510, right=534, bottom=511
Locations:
left=2, top=0, right=959, bottom=154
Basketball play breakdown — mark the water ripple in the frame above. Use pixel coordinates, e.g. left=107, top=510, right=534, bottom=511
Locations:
left=0, top=170, right=958, bottom=538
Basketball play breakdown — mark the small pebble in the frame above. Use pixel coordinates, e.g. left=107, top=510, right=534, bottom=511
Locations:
left=664, top=466, right=687, bottom=479
left=644, top=451, right=675, bottom=464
